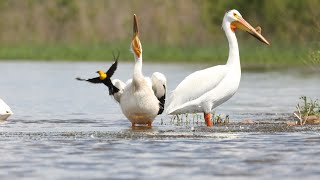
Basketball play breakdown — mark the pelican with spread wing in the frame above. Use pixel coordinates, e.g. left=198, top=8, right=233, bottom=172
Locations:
left=166, top=10, right=269, bottom=127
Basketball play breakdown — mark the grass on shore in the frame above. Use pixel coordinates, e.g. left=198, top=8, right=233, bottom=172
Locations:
left=0, top=42, right=317, bottom=68
left=294, top=96, right=320, bottom=125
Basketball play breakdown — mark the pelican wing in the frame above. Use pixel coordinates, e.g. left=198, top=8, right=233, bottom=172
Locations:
left=167, top=65, right=227, bottom=114
left=111, top=79, right=126, bottom=103
left=151, top=72, right=167, bottom=114
left=151, top=72, right=167, bottom=99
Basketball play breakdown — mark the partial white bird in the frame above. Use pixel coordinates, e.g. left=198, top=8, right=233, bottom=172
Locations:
left=0, top=98, right=13, bottom=121
left=110, top=14, right=167, bottom=127
left=166, top=9, right=269, bottom=127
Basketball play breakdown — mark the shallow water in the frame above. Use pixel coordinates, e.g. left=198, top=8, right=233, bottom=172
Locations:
left=0, top=61, right=320, bottom=179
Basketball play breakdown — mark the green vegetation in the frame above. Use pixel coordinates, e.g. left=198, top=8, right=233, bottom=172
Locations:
left=297, top=96, right=320, bottom=117
left=307, top=50, right=320, bottom=65
left=201, top=0, right=320, bottom=43
left=294, top=96, right=320, bottom=125
left=170, top=113, right=229, bottom=127
left=0, top=0, right=318, bottom=67
left=0, top=42, right=315, bottom=68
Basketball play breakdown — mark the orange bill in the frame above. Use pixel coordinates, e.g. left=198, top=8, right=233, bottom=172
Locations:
left=231, top=17, right=270, bottom=45
left=132, top=14, right=141, bottom=58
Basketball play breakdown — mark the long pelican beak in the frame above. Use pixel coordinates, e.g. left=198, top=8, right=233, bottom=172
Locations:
left=231, top=17, right=270, bottom=45
left=133, top=14, right=139, bottom=37
left=131, top=14, right=142, bottom=58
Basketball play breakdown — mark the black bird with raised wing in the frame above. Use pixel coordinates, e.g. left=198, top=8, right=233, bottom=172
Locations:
left=76, top=52, right=120, bottom=95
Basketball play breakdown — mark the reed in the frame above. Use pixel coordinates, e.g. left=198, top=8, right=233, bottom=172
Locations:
left=294, top=96, right=320, bottom=125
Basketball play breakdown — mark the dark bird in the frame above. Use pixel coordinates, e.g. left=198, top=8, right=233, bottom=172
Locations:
left=76, top=52, right=120, bottom=95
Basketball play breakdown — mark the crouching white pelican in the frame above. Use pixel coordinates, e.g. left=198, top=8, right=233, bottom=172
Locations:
left=0, top=98, right=13, bottom=120
left=110, top=14, right=167, bottom=127
left=166, top=9, right=269, bottom=127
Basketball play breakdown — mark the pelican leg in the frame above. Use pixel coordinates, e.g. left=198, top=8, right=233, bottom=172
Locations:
left=147, top=122, right=152, bottom=127
left=204, top=113, right=212, bottom=127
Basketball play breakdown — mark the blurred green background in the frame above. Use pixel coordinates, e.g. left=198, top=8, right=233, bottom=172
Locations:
left=0, top=0, right=319, bottom=67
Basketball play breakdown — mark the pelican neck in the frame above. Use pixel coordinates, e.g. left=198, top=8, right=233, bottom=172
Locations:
left=224, top=24, right=240, bottom=67
left=133, top=55, right=143, bottom=82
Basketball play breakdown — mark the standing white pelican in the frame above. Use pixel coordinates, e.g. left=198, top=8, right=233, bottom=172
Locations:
left=166, top=9, right=269, bottom=127
left=111, top=14, right=167, bottom=127
left=0, top=98, right=13, bottom=120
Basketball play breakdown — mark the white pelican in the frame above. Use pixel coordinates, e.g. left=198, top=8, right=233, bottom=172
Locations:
left=0, top=98, right=13, bottom=120
left=166, top=9, right=269, bottom=127
left=111, top=14, right=167, bottom=127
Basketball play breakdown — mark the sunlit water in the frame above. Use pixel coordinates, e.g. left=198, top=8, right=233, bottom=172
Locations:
left=0, top=61, right=320, bottom=179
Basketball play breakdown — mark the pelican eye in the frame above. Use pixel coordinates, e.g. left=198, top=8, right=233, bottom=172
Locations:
left=233, top=13, right=238, bottom=18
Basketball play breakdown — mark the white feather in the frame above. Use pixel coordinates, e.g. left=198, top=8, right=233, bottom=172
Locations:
left=166, top=65, right=228, bottom=114
left=151, top=72, right=167, bottom=99
left=119, top=75, right=160, bottom=124
left=0, top=98, right=13, bottom=120
left=112, top=79, right=126, bottom=103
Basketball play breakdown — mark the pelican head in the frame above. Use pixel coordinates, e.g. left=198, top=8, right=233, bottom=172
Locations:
left=223, top=9, right=270, bottom=45
left=0, top=99, right=13, bottom=121
left=96, top=70, right=107, bottom=80
left=131, top=14, right=142, bottom=59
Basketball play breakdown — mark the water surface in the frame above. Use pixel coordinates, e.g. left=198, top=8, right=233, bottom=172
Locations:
left=0, top=61, right=320, bottom=179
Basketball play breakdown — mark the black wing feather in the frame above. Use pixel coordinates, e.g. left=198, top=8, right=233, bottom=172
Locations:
left=106, top=60, right=118, bottom=78
left=106, top=51, right=119, bottom=78
left=157, top=85, right=166, bottom=115
left=76, top=77, right=102, bottom=84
